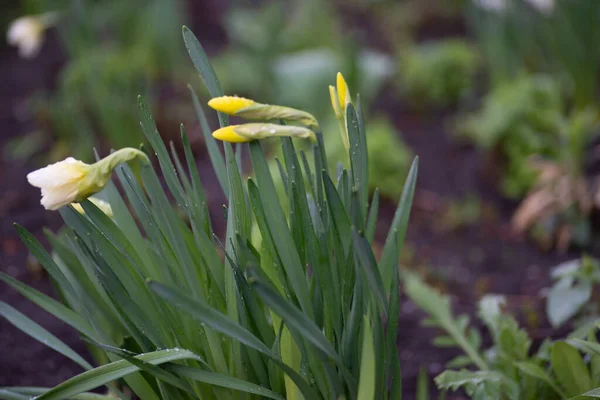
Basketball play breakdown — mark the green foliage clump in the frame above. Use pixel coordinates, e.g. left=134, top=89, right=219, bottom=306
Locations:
left=19, top=0, right=188, bottom=161
left=398, top=39, right=480, bottom=108
left=0, top=27, right=418, bottom=400
left=324, top=116, right=412, bottom=200
left=458, top=75, right=563, bottom=198
left=407, top=276, right=600, bottom=399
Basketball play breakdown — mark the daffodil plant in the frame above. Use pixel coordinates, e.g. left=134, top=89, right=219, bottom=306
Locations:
left=1, top=26, right=418, bottom=400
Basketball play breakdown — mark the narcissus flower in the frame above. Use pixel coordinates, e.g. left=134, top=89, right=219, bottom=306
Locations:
left=330, top=72, right=353, bottom=149
left=72, top=197, right=113, bottom=218
left=208, top=96, right=319, bottom=130
left=27, top=148, right=148, bottom=210
left=212, top=123, right=316, bottom=143
left=7, top=13, right=58, bottom=59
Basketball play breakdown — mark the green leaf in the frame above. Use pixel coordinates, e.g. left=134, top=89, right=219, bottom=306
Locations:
left=248, top=141, right=313, bottom=318
left=405, top=276, right=488, bottom=370
left=0, top=272, right=96, bottom=340
left=182, top=25, right=228, bottom=127
left=551, top=341, right=593, bottom=397
left=435, top=370, right=512, bottom=398
left=352, top=229, right=388, bottom=316
left=36, top=349, right=202, bottom=400
left=149, top=279, right=320, bottom=399
left=357, top=316, right=376, bottom=400
left=515, top=361, right=566, bottom=398
left=187, top=84, right=228, bottom=197
left=251, top=278, right=357, bottom=395
left=547, top=279, right=592, bottom=328
left=569, top=387, right=600, bottom=399
left=168, top=364, right=285, bottom=400
left=365, top=189, right=379, bottom=244
left=0, top=388, right=110, bottom=400
left=347, top=103, right=368, bottom=218
left=0, top=301, right=92, bottom=371
left=416, top=367, right=429, bottom=400
left=380, top=157, right=418, bottom=286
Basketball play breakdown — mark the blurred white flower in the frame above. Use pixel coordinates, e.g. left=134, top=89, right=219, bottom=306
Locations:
left=526, top=0, right=554, bottom=14
left=27, top=157, right=91, bottom=210
left=7, top=13, right=57, bottom=59
left=474, top=0, right=507, bottom=12
left=72, top=197, right=114, bottom=218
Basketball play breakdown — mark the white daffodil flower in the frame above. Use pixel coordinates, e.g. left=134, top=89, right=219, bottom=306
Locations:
left=7, top=13, right=57, bottom=59
left=72, top=197, right=114, bottom=218
left=27, top=148, right=148, bottom=211
left=27, top=157, right=91, bottom=210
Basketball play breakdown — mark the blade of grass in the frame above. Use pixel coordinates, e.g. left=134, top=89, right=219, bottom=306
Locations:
left=0, top=301, right=92, bottom=370
left=36, top=349, right=203, bottom=400
left=380, top=157, right=418, bottom=286
left=187, top=84, right=228, bottom=197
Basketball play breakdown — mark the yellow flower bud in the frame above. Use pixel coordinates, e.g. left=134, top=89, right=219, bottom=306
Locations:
left=329, top=85, right=342, bottom=119
left=208, top=96, right=319, bottom=130
left=208, top=96, right=255, bottom=114
left=27, top=148, right=148, bottom=210
left=212, top=123, right=316, bottom=143
left=336, top=72, right=350, bottom=109
left=212, top=125, right=251, bottom=143
left=72, top=197, right=113, bottom=218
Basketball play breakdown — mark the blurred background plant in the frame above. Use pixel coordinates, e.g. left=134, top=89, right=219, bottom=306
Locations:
left=6, top=0, right=189, bottom=162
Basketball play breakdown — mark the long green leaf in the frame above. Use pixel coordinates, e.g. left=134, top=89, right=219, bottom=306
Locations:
left=380, top=157, right=418, bottom=286
left=36, top=349, right=202, bottom=400
left=182, top=25, right=228, bottom=127
left=357, top=316, right=376, bottom=400
left=187, top=84, right=228, bottom=197
left=167, top=365, right=285, bottom=400
left=0, top=272, right=96, bottom=339
left=149, top=281, right=320, bottom=399
left=0, top=301, right=92, bottom=370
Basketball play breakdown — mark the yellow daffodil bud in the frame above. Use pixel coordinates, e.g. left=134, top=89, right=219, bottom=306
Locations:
left=27, top=148, right=148, bottom=210
left=7, top=12, right=58, bottom=59
left=208, top=96, right=319, bottom=130
left=212, top=123, right=316, bottom=143
left=329, top=85, right=342, bottom=119
left=336, top=72, right=350, bottom=109
left=212, top=126, right=250, bottom=143
left=72, top=197, right=114, bottom=218
left=331, top=72, right=353, bottom=150
left=208, top=96, right=255, bottom=114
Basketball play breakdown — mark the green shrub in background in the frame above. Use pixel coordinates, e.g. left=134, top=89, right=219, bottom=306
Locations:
left=398, top=39, right=480, bottom=109
left=0, top=26, right=418, bottom=400
left=466, top=0, right=600, bottom=107
left=407, top=276, right=600, bottom=399
left=7, top=0, right=188, bottom=162
left=458, top=74, right=564, bottom=198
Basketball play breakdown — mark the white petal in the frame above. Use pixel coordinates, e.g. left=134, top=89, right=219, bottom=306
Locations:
left=40, top=186, right=79, bottom=210
left=27, top=157, right=88, bottom=189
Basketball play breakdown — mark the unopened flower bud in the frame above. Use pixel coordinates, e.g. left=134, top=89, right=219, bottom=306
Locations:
left=208, top=96, right=319, bottom=130
left=27, top=148, right=148, bottom=210
left=212, top=123, right=316, bottom=143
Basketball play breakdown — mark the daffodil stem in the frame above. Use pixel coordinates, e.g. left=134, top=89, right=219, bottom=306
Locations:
left=94, top=148, right=149, bottom=176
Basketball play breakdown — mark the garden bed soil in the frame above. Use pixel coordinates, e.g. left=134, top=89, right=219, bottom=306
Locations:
left=0, top=5, right=587, bottom=400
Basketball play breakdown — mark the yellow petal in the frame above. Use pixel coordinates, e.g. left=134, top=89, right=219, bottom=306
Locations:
left=208, top=96, right=255, bottom=115
left=336, top=72, right=348, bottom=108
left=212, top=125, right=251, bottom=143
left=329, top=85, right=341, bottom=118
